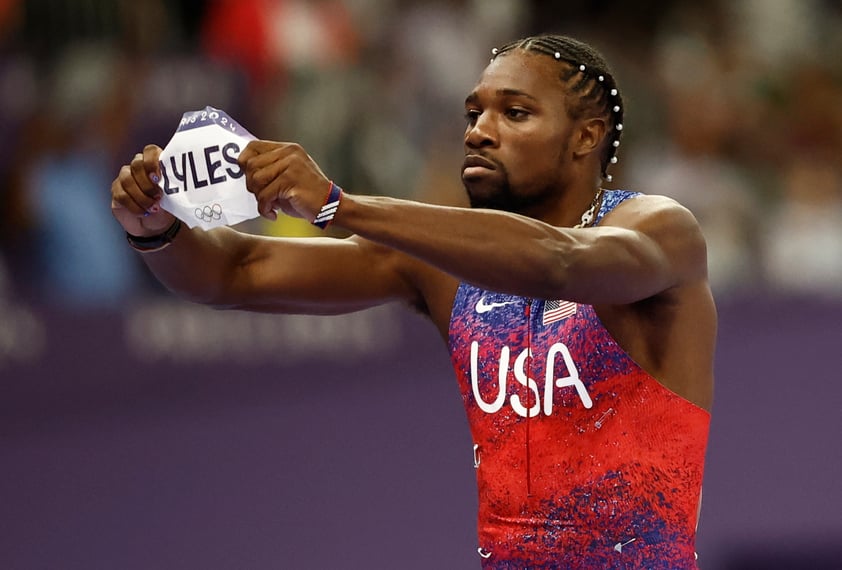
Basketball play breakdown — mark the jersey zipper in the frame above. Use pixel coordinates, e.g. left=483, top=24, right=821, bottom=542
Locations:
left=525, top=298, right=533, bottom=499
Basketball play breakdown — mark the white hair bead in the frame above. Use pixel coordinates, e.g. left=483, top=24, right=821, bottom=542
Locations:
left=613, top=140, right=620, bottom=147
left=610, top=88, right=618, bottom=96
left=579, top=64, right=586, bottom=71
left=554, top=52, right=561, bottom=59
left=605, top=174, right=613, bottom=182
left=491, top=47, right=499, bottom=55
left=598, top=75, right=604, bottom=82
left=613, top=105, right=620, bottom=112
left=610, top=156, right=619, bottom=164
left=616, top=123, right=623, bottom=131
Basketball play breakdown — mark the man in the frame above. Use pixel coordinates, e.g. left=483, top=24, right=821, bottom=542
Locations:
left=112, top=35, right=714, bottom=569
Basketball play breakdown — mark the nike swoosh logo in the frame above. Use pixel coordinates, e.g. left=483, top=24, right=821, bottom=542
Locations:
left=475, top=296, right=517, bottom=314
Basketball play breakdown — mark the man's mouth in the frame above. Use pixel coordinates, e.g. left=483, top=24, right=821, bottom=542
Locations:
left=462, top=154, right=498, bottom=178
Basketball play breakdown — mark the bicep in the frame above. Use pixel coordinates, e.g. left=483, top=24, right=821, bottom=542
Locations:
left=218, top=232, right=423, bottom=314
left=558, top=196, right=707, bottom=305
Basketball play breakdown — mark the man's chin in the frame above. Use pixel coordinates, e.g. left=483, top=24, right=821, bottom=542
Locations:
left=464, top=180, right=505, bottom=210
left=466, top=193, right=512, bottom=211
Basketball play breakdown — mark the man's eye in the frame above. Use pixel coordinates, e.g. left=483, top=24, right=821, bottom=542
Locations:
left=506, top=108, right=529, bottom=119
left=465, top=109, right=481, bottom=124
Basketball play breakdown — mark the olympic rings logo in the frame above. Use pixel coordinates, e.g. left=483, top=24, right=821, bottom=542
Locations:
left=195, top=203, right=223, bottom=222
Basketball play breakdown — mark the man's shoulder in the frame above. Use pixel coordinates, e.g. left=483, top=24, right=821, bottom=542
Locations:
left=601, top=191, right=701, bottom=231
left=601, top=191, right=709, bottom=286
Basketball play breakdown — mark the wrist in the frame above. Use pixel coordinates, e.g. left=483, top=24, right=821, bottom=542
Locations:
left=311, top=181, right=343, bottom=229
left=126, top=218, right=183, bottom=253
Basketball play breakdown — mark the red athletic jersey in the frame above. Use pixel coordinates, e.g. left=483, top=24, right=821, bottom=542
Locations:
left=447, top=191, right=710, bottom=569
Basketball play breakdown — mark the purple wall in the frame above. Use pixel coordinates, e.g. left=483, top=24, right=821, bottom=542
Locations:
left=1, top=295, right=840, bottom=569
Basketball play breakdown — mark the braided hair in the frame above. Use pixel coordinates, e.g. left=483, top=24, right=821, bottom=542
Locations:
left=492, top=35, right=624, bottom=181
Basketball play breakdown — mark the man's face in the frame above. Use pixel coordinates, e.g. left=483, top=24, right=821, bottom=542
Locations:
left=462, top=50, right=576, bottom=213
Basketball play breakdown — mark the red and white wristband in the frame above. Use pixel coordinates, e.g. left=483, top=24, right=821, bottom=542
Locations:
left=312, top=181, right=343, bottom=229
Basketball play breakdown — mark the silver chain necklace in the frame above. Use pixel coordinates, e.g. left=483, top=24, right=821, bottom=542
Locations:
left=573, top=188, right=604, bottom=229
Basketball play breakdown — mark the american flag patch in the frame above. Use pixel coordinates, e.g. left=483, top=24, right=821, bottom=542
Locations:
left=542, top=300, right=577, bottom=325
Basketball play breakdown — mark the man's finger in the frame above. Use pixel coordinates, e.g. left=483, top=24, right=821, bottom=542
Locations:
left=141, top=144, right=163, bottom=184
left=130, top=153, right=162, bottom=199
left=112, top=175, right=150, bottom=217
left=118, top=165, right=158, bottom=213
left=237, top=139, right=280, bottom=168
left=254, top=178, right=286, bottom=219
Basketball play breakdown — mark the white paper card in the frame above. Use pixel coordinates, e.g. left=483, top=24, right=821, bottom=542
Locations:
left=158, top=106, right=259, bottom=229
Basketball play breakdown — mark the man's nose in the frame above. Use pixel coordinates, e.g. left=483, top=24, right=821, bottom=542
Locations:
left=465, top=115, right=497, bottom=149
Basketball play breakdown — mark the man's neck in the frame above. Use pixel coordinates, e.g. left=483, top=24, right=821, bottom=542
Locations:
left=526, top=181, right=604, bottom=228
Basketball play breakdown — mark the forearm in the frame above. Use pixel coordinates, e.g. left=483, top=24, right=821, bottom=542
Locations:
left=138, top=225, right=249, bottom=306
left=113, top=142, right=422, bottom=313
left=135, top=220, right=425, bottom=314
left=332, top=193, right=701, bottom=304
left=334, top=194, right=582, bottom=299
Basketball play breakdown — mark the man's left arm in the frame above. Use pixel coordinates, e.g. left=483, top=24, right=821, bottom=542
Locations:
left=334, top=193, right=707, bottom=305
left=240, top=141, right=707, bottom=306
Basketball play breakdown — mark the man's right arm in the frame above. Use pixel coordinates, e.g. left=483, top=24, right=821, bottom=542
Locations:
left=110, top=145, right=425, bottom=316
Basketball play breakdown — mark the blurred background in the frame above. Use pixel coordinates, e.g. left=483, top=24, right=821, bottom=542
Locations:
left=0, top=0, right=840, bottom=568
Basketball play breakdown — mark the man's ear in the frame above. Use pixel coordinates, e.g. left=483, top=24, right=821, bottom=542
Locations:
left=572, top=118, right=607, bottom=159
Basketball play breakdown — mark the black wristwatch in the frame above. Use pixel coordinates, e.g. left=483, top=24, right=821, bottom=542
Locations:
left=126, top=218, right=183, bottom=253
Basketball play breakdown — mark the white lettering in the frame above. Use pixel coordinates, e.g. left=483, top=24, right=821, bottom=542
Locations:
left=546, top=343, right=593, bottom=410
left=470, top=341, right=508, bottom=413
left=469, top=341, right=593, bottom=416
left=511, top=348, right=540, bottom=417
left=124, top=300, right=398, bottom=363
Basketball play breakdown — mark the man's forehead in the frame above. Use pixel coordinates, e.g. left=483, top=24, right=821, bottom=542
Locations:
left=468, top=51, right=562, bottom=101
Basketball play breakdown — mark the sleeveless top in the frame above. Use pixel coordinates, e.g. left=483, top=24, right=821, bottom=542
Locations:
left=447, top=190, right=710, bottom=569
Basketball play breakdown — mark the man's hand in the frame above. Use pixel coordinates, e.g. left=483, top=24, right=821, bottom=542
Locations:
left=111, top=144, right=175, bottom=236
left=238, top=140, right=332, bottom=222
